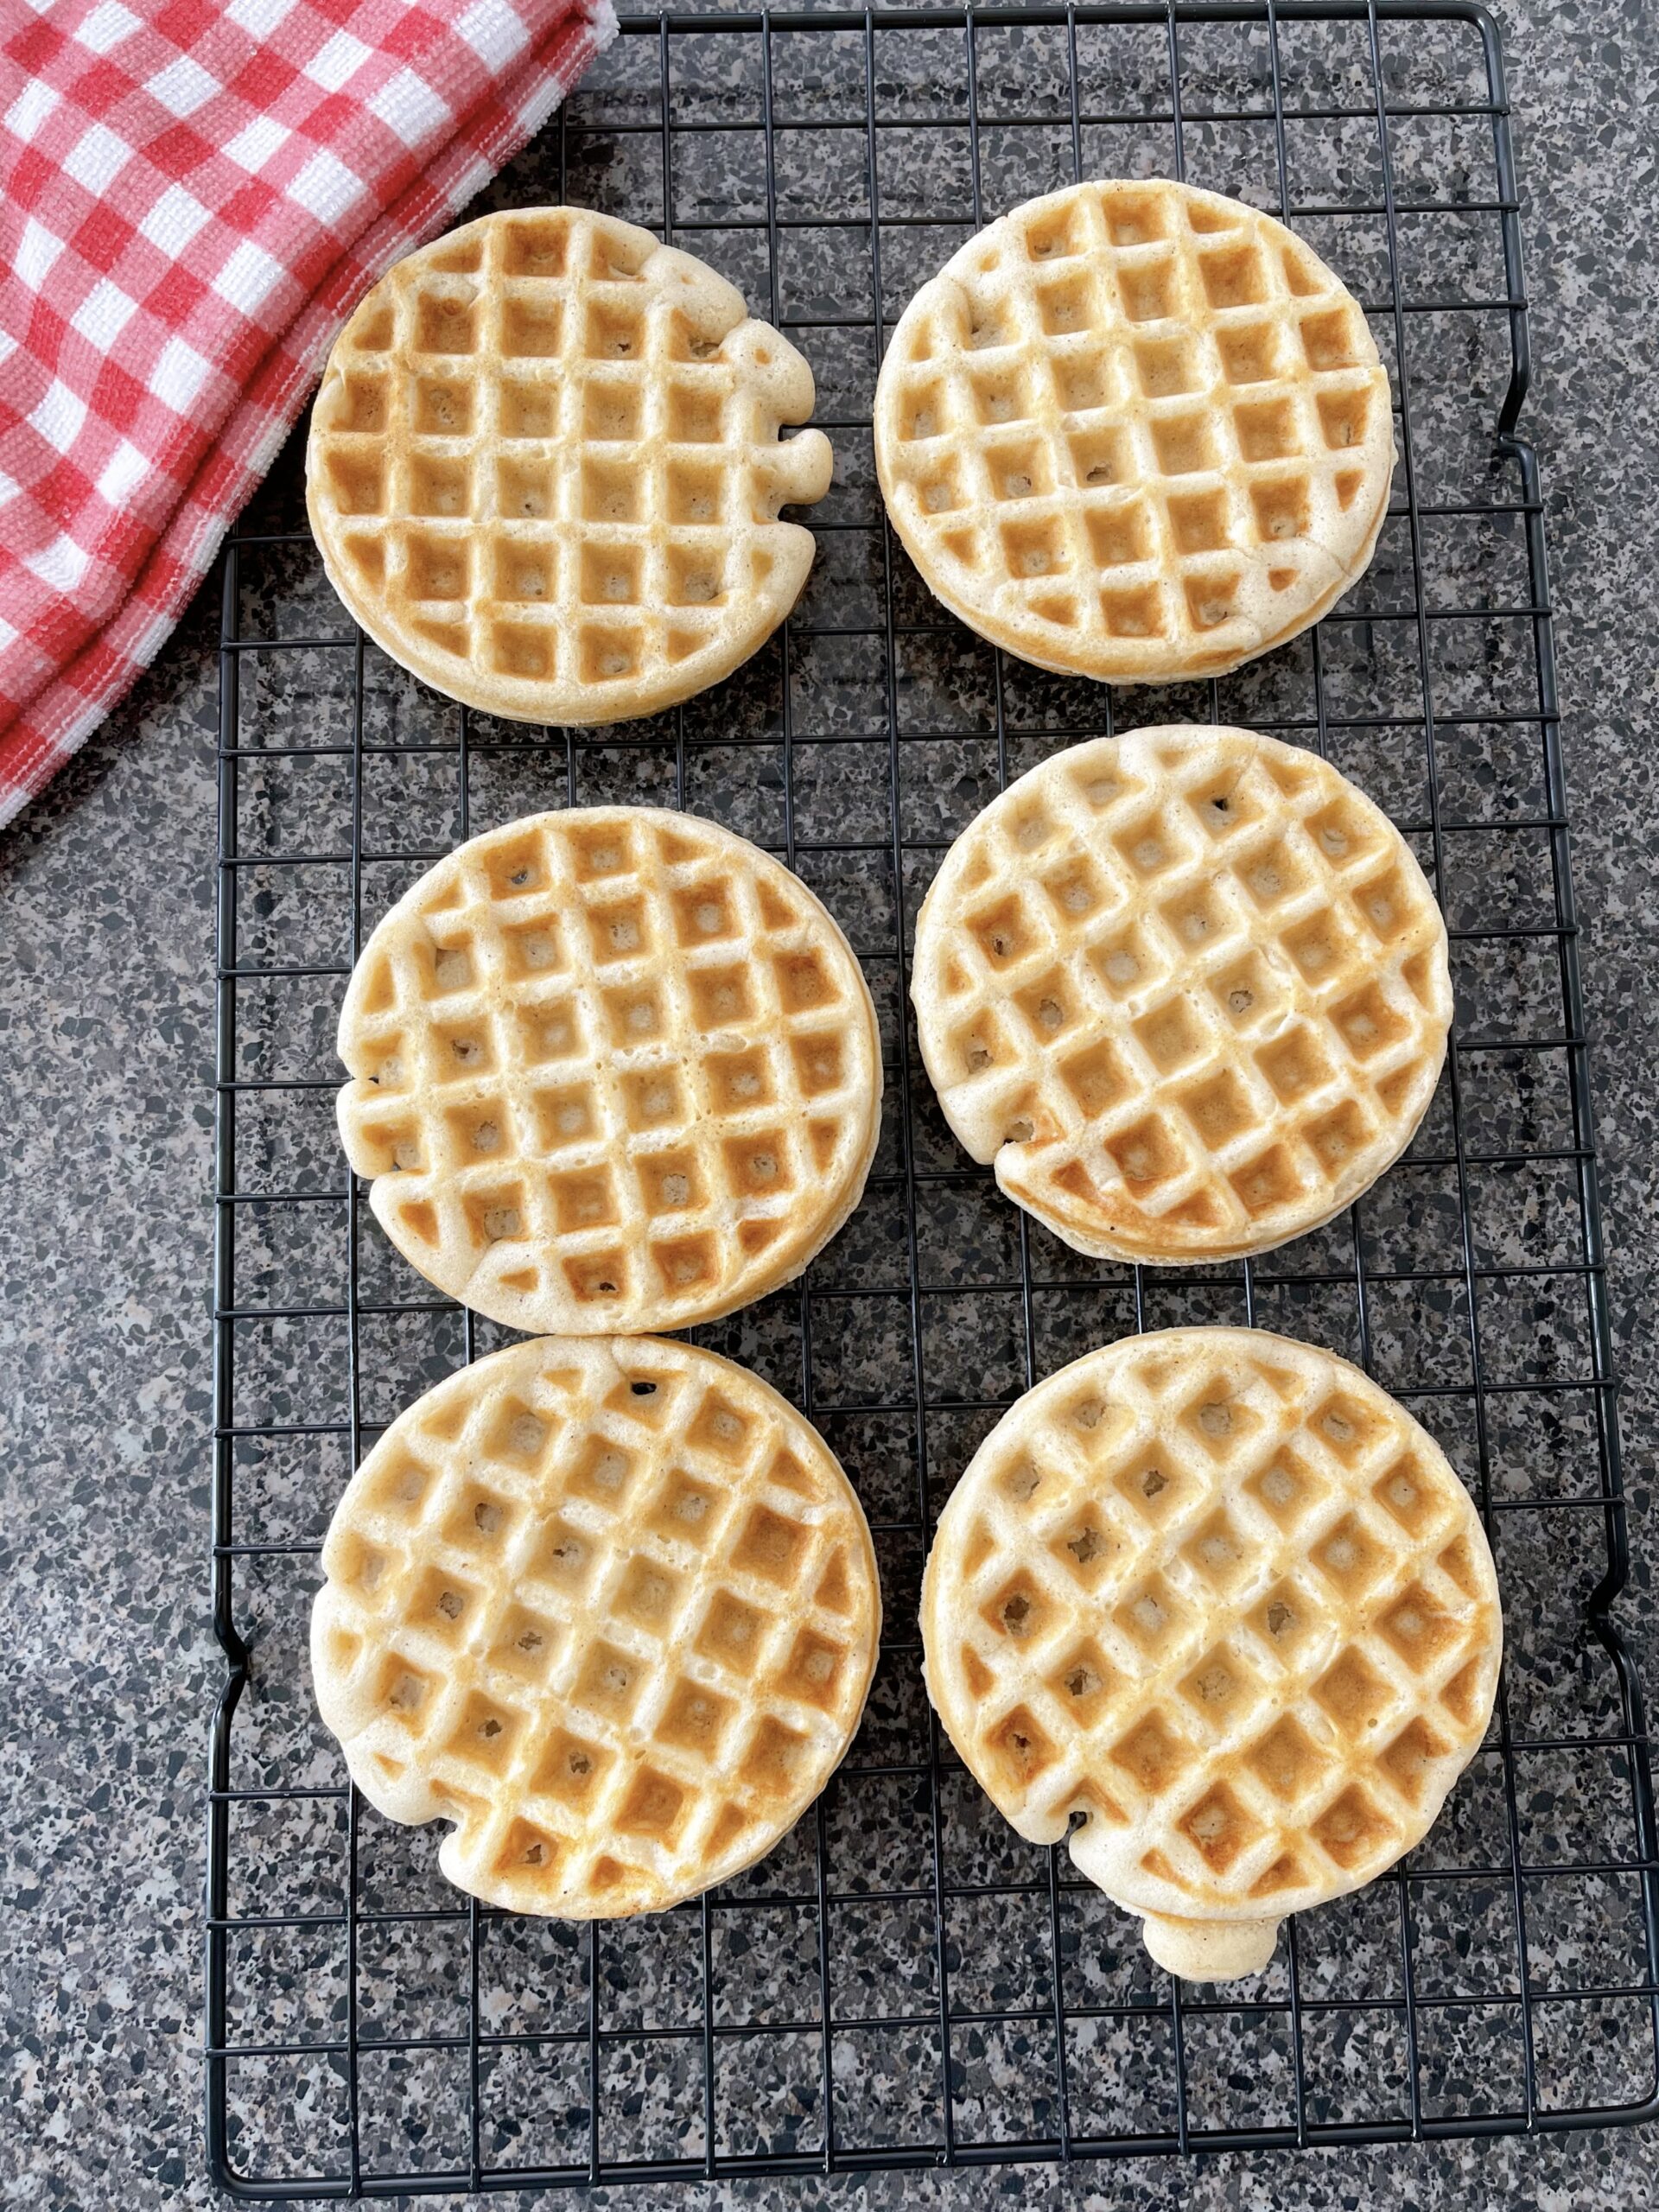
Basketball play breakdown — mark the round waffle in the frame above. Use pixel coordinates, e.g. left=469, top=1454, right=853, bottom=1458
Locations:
left=307, top=206, right=833, bottom=723
left=911, top=727, right=1450, bottom=1265
left=312, top=1336, right=881, bottom=1916
left=337, top=807, right=882, bottom=1333
left=922, top=1327, right=1500, bottom=1980
left=874, top=179, right=1392, bottom=683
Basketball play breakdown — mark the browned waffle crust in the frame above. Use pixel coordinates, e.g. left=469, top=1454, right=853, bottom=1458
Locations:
left=921, top=1327, right=1501, bottom=1980
left=308, top=206, right=832, bottom=722
left=337, top=806, right=882, bottom=1333
left=313, top=1336, right=881, bottom=1916
left=874, top=179, right=1392, bottom=683
left=911, top=727, right=1450, bottom=1264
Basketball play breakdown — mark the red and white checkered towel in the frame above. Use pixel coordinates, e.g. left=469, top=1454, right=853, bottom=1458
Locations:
left=0, top=0, right=615, bottom=830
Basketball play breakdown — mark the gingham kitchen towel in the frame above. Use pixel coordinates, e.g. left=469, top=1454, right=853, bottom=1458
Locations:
left=0, top=0, right=616, bottom=830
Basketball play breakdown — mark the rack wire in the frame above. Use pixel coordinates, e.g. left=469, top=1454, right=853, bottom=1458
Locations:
left=205, top=3, right=1659, bottom=2193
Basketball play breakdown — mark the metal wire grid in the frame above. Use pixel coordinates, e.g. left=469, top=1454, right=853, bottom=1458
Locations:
left=206, top=3, right=1659, bottom=2193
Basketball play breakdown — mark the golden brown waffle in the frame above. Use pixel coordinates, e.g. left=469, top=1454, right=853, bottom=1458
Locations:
left=312, top=1336, right=880, bottom=1916
left=337, top=807, right=882, bottom=1333
left=911, top=728, right=1450, bottom=1264
left=922, top=1327, right=1500, bottom=1980
left=307, top=206, right=832, bottom=723
left=874, top=180, right=1392, bottom=683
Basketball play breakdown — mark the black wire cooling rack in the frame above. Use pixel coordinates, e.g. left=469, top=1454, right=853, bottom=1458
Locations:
left=205, top=3, right=1659, bottom=2193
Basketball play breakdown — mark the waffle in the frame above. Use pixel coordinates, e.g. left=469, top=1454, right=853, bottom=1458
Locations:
left=337, top=807, right=882, bottom=1334
left=911, top=727, right=1450, bottom=1265
left=874, top=179, right=1392, bottom=683
left=312, top=1335, right=880, bottom=1916
left=306, top=206, right=833, bottom=724
left=922, top=1326, right=1500, bottom=1980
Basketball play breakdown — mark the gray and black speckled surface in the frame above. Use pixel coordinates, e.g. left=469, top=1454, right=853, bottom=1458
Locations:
left=4, top=3, right=1658, bottom=2205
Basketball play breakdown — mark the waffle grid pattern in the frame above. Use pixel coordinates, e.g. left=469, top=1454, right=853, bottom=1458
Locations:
left=313, top=1338, right=880, bottom=1916
left=923, top=1329, right=1501, bottom=1932
left=875, top=180, right=1392, bottom=683
left=308, top=206, right=832, bottom=723
left=338, top=806, right=882, bottom=1334
left=912, top=728, right=1452, bottom=1263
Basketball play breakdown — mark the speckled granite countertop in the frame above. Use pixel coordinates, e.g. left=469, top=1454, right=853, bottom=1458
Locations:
left=4, top=2, right=1658, bottom=2205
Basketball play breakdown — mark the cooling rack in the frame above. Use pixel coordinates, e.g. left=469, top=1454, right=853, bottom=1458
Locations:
left=206, top=3, right=1659, bottom=2192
